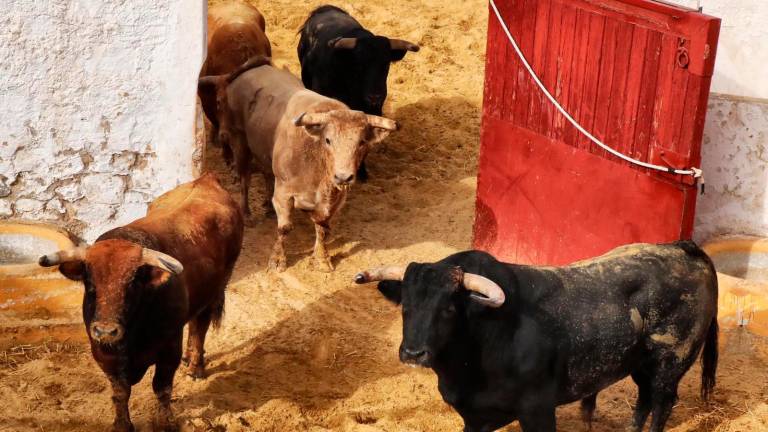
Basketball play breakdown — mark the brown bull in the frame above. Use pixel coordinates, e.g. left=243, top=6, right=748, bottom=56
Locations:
left=39, top=173, right=244, bottom=432
left=198, top=62, right=398, bottom=272
left=199, top=1, right=272, bottom=164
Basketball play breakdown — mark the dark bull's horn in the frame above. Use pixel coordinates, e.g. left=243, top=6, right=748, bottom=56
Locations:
left=365, top=115, right=399, bottom=131
left=294, top=112, right=330, bottom=127
left=354, top=265, right=505, bottom=308
left=462, top=273, right=505, bottom=308
left=141, top=248, right=184, bottom=275
left=39, top=245, right=88, bottom=267
left=330, top=37, right=357, bottom=50
left=389, top=39, right=420, bottom=52
left=354, top=266, right=407, bottom=284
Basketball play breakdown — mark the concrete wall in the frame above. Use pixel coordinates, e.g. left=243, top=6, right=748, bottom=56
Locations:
left=663, top=0, right=768, bottom=241
left=0, top=1, right=205, bottom=242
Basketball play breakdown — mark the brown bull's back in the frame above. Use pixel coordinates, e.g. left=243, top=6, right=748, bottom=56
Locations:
left=129, top=173, right=244, bottom=317
left=204, top=2, right=271, bottom=76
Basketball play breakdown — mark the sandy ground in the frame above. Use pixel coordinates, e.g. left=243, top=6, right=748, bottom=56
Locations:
left=2, top=0, right=768, bottom=431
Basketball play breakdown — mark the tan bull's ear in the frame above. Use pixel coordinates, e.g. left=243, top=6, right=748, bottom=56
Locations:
left=294, top=112, right=329, bottom=138
left=39, top=245, right=88, bottom=281
left=329, top=37, right=357, bottom=50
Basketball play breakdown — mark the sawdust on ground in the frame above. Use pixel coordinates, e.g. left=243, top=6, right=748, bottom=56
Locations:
left=1, top=0, right=767, bottom=431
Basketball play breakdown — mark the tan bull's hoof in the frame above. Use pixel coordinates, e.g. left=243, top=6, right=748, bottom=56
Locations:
left=152, top=416, right=178, bottom=432
left=268, top=254, right=287, bottom=272
left=312, top=255, right=334, bottom=273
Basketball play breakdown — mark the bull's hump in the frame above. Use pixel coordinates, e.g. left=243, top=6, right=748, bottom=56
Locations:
left=566, top=243, right=686, bottom=269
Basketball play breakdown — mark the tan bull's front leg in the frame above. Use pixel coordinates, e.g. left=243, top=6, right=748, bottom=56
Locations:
left=268, top=191, right=293, bottom=272
left=311, top=221, right=334, bottom=272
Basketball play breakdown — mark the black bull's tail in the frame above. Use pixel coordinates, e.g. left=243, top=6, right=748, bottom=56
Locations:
left=700, top=316, right=718, bottom=401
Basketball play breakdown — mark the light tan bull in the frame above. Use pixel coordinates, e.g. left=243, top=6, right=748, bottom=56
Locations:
left=199, top=61, right=398, bottom=272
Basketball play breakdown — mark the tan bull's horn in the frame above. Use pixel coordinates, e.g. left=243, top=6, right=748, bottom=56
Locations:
left=38, top=245, right=88, bottom=267
left=365, top=115, right=399, bottom=131
left=330, top=37, right=357, bottom=50
left=389, top=39, right=420, bottom=52
left=354, top=266, right=406, bottom=284
left=463, top=273, right=505, bottom=308
left=294, top=112, right=330, bottom=127
left=141, top=248, right=184, bottom=275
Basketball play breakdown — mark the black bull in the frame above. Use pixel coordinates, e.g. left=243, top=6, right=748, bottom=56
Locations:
left=297, top=5, right=418, bottom=181
left=355, top=241, right=719, bottom=432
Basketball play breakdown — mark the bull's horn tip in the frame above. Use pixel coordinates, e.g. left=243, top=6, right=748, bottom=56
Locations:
left=38, top=255, right=50, bottom=266
left=354, top=273, right=368, bottom=284
left=411, top=45, right=421, bottom=52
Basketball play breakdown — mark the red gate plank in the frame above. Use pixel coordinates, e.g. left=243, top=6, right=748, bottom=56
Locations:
left=604, top=21, right=633, bottom=164
left=527, top=0, right=552, bottom=134
left=562, top=8, right=591, bottom=148
left=576, top=12, right=606, bottom=151
left=591, top=17, right=619, bottom=158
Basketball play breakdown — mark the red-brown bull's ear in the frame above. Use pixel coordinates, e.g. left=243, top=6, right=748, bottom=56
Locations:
left=147, top=267, right=172, bottom=288
left=39, top=246, right=87, bottom=281
left=59, top=261, right=85, bottom=281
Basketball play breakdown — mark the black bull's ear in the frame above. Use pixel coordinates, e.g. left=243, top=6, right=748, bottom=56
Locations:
left=377, top=281, right=402, bottom=305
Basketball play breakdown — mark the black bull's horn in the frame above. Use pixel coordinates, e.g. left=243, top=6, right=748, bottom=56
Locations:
left=354, top=266, right=505, bottom=307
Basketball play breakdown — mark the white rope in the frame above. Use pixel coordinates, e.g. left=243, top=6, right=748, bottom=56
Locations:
left=488, top=0, right=702, bottom=180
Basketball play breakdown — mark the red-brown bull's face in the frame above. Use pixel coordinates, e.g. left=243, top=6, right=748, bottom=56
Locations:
left=82, top=241, right=144, bottom=345
left=48, top=239, right=180, bottom=346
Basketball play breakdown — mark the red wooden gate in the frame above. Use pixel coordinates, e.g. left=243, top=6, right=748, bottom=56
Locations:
left=473, top=0, right=720, bottom=265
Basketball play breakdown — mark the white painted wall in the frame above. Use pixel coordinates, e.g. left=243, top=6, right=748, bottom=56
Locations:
left=662, top=0, right=768, bottom=241
left=695, top=97, right=768, bottom=240
left=0, top=1, right=205, bottom=242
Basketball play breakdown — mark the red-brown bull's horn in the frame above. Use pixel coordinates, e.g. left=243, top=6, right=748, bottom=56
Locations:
left=389, top=39, right=420, bottom=52
left=354, top=266, right=406, bottom=284
left=365, top=115, right=399, bottom=131
left=140, top=248, right=184, bottom=275
left=38, top=245, right=88, bottom=267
